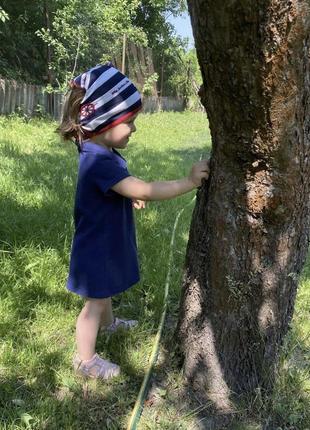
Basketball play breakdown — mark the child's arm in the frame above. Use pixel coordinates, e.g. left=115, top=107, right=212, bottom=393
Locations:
left=112, top=159, right=210, bottom=201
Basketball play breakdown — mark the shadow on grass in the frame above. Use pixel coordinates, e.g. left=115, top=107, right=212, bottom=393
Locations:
left=147, top=309, right=310, bottom=430
left=0, top=141, right=76, bottom=253
left=0, top=321, right=149, bottom=428
left=0, top=139, right=214, bottom=429
left=1, top=135, right=309, bottom=429
left=0, top=137, right=206, bottom=249
left=0, top=363, right=144, bottom=430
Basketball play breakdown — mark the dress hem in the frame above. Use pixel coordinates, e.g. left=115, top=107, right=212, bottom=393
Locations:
left=66, top=278, right=139, bottom=299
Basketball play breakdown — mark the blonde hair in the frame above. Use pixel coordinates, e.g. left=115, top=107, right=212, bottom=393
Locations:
left=57, top=87, right=86, bottom=143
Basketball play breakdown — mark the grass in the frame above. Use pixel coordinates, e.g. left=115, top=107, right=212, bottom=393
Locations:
left=0, top=112, right=309, bottom=430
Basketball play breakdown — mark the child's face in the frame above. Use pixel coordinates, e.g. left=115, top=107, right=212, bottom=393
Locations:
left=92, top=113, right=139, bottom=150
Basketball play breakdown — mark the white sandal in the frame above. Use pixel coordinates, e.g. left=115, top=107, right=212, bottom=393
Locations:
left=73, top=353, right=120, bottom=379
left=103, top=317, right=138, bottom=334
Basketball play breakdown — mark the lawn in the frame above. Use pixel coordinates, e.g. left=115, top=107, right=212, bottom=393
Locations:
left=0, top=112, right=309, bottom=429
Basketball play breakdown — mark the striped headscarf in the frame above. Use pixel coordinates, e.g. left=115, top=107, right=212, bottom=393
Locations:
left=71, top=63, right=142, bottom=137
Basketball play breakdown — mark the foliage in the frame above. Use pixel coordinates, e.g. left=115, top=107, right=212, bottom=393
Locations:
left=134, top=0, right=187, bottom=51
left=142, top=72, right=159, bottom=96
left=0, top=0, right=201, bottom=100
left=35, top=0, right=148, bottom=90
left=0, top=0, right=48, bottom=83
left=186, top=48, right=203, bottom=87
left=159, top=46, right=202, bottom=104
left=36, top=0, right=190, bottom=93
left=133, top=1, right=192, bottom=97
left=0, top=6, right=9, bottom=22
left=0, top=0, right=193, bottom=97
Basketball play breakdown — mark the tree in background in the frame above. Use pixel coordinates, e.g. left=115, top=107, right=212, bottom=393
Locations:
left=166, top=47, right=203, bottom=107
left=0, top=0, right=49, bottom=83
left=133, top=0, right=189, bottom=97
left=35, top=0, right=147, bottom=90
left=177, top=1, right=310, bottom=427
left=0, top=0, right=199, bottom=100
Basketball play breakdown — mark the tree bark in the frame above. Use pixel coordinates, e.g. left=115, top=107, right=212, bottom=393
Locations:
left=177, top=0, right=310, bottom=413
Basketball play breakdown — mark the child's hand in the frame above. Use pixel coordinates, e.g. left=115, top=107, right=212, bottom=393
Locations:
left=188, top=159, right=210, bottom=187
left=133, top=199, right=146, bottom=210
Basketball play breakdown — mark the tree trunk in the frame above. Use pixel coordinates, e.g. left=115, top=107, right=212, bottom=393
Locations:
left=177, top=0, right=310, bottom=413
left=44, top=0, right=52, bottom=84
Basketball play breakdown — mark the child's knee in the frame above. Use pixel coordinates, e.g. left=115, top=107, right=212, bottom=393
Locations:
left=85, top=297, right=110, bottom=313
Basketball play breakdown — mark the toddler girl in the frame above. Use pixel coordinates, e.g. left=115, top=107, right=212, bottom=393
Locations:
left=58, top=63, right=210, bottom=380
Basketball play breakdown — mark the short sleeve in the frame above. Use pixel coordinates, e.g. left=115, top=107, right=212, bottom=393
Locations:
left=92, top=156, right=131, bottom=193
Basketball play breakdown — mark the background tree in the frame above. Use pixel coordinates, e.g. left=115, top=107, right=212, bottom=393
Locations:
left=0, top=0, right=195, bottom=99
left=35, top=0, right=147, bottom=90
left=0, top=0, right=49, bottom=83
left=177, top=0, right=310, bottom=424
left=133, top=0, right=189, bottom=96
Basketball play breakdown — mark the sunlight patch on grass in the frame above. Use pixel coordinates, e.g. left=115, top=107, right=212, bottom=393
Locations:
left=0, top=112, right=308, bottom=429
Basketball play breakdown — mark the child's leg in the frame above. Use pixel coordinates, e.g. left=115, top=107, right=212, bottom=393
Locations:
left=99, top=297, right=114, bottom=328
left=99, top=297, right=139, bottom=333
left=76, top=298, right=113, bottom=361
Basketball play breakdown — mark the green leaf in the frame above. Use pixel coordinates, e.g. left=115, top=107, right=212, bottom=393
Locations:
left=20, top=412, right=34, bottom=428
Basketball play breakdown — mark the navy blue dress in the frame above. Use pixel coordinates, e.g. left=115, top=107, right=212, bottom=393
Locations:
left=67, top=141, right=140, bottom=298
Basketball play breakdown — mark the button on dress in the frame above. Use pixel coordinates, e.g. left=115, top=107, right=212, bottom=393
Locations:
left=67, top=141, right=140, bottom=298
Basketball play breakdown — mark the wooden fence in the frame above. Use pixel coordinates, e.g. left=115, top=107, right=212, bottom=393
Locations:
left=142, top=96, right=185, bottom=113
left=0, top=78, right=185, bottom=120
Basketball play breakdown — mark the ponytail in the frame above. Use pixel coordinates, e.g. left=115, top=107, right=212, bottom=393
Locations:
left=56, top=87, right=86, bottom=144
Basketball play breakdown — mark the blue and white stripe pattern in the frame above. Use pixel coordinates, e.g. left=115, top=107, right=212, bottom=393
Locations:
left=72, top=63, right=142, bottom=136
